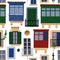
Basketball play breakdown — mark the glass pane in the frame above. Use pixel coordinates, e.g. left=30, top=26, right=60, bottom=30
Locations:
left=24, top=51, right=27, bottom=54
left=56, top=11, right=60, bottom=16
left=53, top=32, right=57, bottom=36
left=28, top=51, right=31, bottom=54
left=42, top=56, right=47, bottom=60
left=35, top=35, right=38, bottom=40
left=15, top=7, right=18, bottom=15
left=28, top=39, right=30, bottom=42
left=10, top=5, right=15, bottom=7
left=52, top=39, right=57, bottom=46
left=28, top=43, right=31, bottom=46
left=39, top=32, right=43, bottom=34
left=51, top=11, right=55, bottom=16
left=19, top=5, right=23, bottom=7
left=58, top=0, right=60, bottom=2
left=14, top=5, right=19, bottom=8
left=35, top=32, right=39, bottom=34
left=1, top=11, right=5, bottom=16
left=58, top=50, right=60, bottom=54
left=56, top=8, right=60, bottom=10
left=39, top=35, right=43, bottom=40
left=42, top=11, right=45, bottom=16
left=0, top=50, right=5, bottom=54
left=46, top=11, right=50, bottom=16
left=51, top=8, right=55, bottom=10
left=52, top=32, right=57, bottom=39
left=10, top=8, right=14, bottom=15
left=24, top=38, right=27, bottom=42
left=24, top=47, right=27, bottom=50
left=0, top=8, right=4, bottom=10
left=19, top=8, right=23, bottom=15
left=46, top=8, right=50, bottom=10
left=42, top=8, right=45, bottom=10
left=24, top=43, right=27, bottom=46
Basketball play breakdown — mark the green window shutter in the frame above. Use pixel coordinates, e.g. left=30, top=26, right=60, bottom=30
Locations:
left=17, top=32, right=21, bottom=44
left=27, top=8, right=37, bottom=20
left=9, top=32, right=13, bottom=44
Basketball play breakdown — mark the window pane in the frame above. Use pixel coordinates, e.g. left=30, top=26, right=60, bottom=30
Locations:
left=13, top=32, right=17, bottom=44
left=24, top=51, right=27, bottom=54
left=24, top=43, right=27, bottom=46
left=39, top=32, right=43, bottom=34
left=1, top=11, right=5, bottom=16
left=52, top=39, right=57, bottom=46
left=56, top=8, right=60, bottom=10
left=39, top=35, right=43, bottom=40
left=42, top=56, right=47, bottom=60
left=10, top=8, right=14, bottom=15
left=56, top=11, right=60, bottom=16
left=52, top=32, right=57, bottom=39
left=0, top=8, right=4, bottom=10
left=46, top=11, right=50, bottom=16
left=51, top=8, right=55, bottom=10
left=42, top=8, right=45, bottom=10
left=28, top=39, right=31, bottom=42
left=42, top=0, right=47, bottom=2
left=24, top=38, right=27, bottom=42
left=42, top=11, right=45, bottom=16
left=14, top=5, right=19, bottom=8
left=14, top=7, right=18, bottom=15
left=34, top=0, right=36, bottom=4
left=35, top=32, right=38, bottom=34
left=28, top=43, right=31, bottom=46
left=58, top=50, right=60, bottom=60
left=0, top=50, right=5, bottom=54
left=19, top=8, right=23, bottom=15
left=10, top=5, right=14, bottom=7
left=35, top=35, right=38, bottom=40
left=58, top=0, right=60, bottom=3
left=46, top=8, right=50, bottom=10
left=51, top=11, right=55, bottom=16
left=28, top=51, right=31, bottom=54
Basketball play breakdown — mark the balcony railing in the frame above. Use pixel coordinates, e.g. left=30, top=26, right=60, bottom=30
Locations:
left=25, top=20, right=39, bottom=27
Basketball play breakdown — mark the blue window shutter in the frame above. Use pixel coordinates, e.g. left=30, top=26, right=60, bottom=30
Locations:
left=57, top=32, right=60, bottom=46
left=57, top=32, right=60, bottom=39
left=9, top=48, right=14, bottom=58
left=43, top=32, right=48, bottom=40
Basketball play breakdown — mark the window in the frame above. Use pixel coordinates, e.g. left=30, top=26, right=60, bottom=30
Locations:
left=42, top=0, right=47, bottom=2
left=52, top=32, right=60, bottom=46
left=31, top=0, right=36, bottom=4
left=0, top=8, right=5, bottom=17
left=8, top=47, right=15, bottom=59
left=58, top=0, right=60, bottom=3
left=30, top=58, right=36, bottom=60
left=41, top=8, right=60, bottom=17
left=34, top=31, right=48, bottom=40
left=13, top=32, right=17, bottom=44
left=0, top=32, right=1, bottom=46
left=10, top=5, right=23, bottom=15
left=24, top=38, right=31, bottom=55
left=58, top=50, right=60, bottom=60
left=0, top=50, right=5, bottom=60
left=42, top=56, right=47, bottom=60
left=9, top=32, right=21, bottom=44
left=0, top=0, right=5, bottom=3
